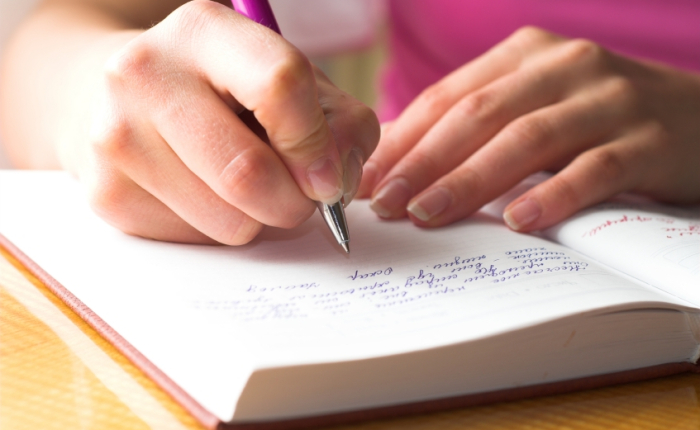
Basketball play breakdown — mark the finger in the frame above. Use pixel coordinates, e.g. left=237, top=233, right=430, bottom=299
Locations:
left=91, top=110, right=265, bottom=245
left=153, top=82, right=317, bottom=229
left=357, top=121, right=394, bottom=198
left=315, top=72, right=380, bottom=204
left=85, top=168, right=218, bottom=244
left=105, top=32, right=319, bottom=228
left=369, top=53, right=587, bottom=218
left=404, top=80, right=631, bottom=227
left=164, top=1, right=344, bottom=203
left=124, top=143, right=265, bottom=246
left=363, top=27, right=564, bottom=192
left=503, top=131, right=652, bottom=232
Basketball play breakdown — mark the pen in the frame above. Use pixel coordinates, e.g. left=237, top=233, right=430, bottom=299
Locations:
left=231, top=0, right=351, bottom=254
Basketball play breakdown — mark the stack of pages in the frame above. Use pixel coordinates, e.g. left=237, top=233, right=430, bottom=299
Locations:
left=1, top=170, right=699, bottom=428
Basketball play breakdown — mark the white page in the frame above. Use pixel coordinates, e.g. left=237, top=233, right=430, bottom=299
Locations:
left=544, top=198, right=700, bottom=306
left=0, top=171, right=690, bottom=421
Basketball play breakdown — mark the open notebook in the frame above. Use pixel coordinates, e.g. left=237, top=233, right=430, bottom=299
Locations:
left=1, top=170, right=699, bottom=429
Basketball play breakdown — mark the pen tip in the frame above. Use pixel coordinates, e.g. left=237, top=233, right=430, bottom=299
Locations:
left=341, top=242, right=350, bottom=254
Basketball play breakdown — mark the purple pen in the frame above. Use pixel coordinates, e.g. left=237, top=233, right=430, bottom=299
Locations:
left=230, top=0, right=351, bottom=254
left=230, top=0, right=281, bottom=34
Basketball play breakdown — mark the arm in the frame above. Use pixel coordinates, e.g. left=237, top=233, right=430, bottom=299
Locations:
left=0, top=0, right=188, bottom=168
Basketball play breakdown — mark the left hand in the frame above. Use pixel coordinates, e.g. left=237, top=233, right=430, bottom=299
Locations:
left=357, top=27, right=700, bottom=232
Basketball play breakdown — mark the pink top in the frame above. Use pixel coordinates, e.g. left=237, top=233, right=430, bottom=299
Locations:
left=378, top=0, right=700, bottom=121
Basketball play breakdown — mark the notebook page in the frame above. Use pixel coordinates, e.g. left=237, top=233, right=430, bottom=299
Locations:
left=0, top=170, right=690, bottom=421
left=544, top=199, right=700, bottom=306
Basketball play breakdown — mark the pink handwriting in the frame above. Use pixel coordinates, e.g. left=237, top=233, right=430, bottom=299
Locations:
left=582, top=214, right=653, bottom=237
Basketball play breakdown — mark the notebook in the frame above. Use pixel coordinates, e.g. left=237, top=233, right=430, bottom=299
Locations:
left=1, top=170, right=699, bottom=429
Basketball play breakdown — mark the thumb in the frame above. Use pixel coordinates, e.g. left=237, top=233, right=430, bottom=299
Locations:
left=247, top=50, right=344, bottom=204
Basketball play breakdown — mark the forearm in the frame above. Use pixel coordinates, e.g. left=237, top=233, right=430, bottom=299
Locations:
left=0, top=2, right=124, bottom=169
left=0, top=0, right=193, bottom=170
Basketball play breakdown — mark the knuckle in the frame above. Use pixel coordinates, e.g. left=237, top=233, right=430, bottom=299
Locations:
left=218, top=148, right=272, bottom=201
left=349, top=102, right=380, bottom=133
left=87, top=177, right=137, bottom=232
left=278, top=115, right=330, bottom=158
left=502, top=26, right=561, bottom=63
left=169, top=0, right=224, bottom=35
left=560, top=39, right=606, bottom=66
left=453, top=166, right=486, bottom=202
left=105, top=0, right=225, bottom=87
left=509, top=26, right=553, bottom=47
left=504, top=116, right=552, bottom=151
left=417, top=83, right=453, bottom=112
left=456, top=89, right=497, bottom=120
left=217, top=217, right=264, bottom=246
left=404, top=151, right=440, bottom=182
left=602, top=76, right=638, bottom=107
left=179, top=0, right=222, bottom=17
left=546, top=174, right=584, bottom=210
left=104, top=39, right=159, bottom=89
left=642, top=120, right=671, bottom=148
left=208, top=212, right=263, bottom=246
left=89, top=113, right=135, bottom=166
left=263, top=49, right=314, bottom=100
left=586, top=148, right=627, bottom=183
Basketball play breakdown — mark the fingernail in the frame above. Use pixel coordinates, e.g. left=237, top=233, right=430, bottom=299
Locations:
left=343, top=149, right=364, bottom=205
left=407, top=187, right=452, bottom=222
left=370, top=177, right=412, bottom=218
left=504, top=199, right=542, bottom=230
left=307, top=157, right=343, bottom=204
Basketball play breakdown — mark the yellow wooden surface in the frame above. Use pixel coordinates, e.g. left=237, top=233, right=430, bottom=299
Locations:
left=2, top=247, right=700, bottom=430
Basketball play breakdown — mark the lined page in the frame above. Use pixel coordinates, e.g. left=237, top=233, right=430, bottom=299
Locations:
left=0, top=171, right=689, bottom=421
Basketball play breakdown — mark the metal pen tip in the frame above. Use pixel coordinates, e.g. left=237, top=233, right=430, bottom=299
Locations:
left=317, top=200, right=350, bottom=254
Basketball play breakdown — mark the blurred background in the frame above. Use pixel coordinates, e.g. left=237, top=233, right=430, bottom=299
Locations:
left=269, top=0, right=387, bottom=109
left=0, top=0, right=387, bottom=168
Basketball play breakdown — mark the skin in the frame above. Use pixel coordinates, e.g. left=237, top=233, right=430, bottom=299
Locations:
left=0, top=0, right=380, bottom=245
left=3, top=6, right=698, bottom=241
left=358, top=27, right=700, bottom=232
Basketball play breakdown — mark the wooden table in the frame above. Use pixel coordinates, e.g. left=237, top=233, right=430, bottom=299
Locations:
left=2, top=247, right=700, bottom=430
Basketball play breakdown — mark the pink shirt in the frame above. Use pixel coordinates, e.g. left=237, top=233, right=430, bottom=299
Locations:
left=379, top=0, right=700, bottom=121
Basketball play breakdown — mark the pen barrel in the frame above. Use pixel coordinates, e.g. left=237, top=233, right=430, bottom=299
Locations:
left=317, top=201, right=350, bottom=247
left=231, top=0, right=282, bottom=34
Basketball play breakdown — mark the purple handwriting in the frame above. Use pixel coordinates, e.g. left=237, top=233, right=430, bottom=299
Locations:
left=246, top=283, right=318, bottom=293
left=432, top=255, right=487, bottom=273
left=194, top=246, right=590, bottom=321
left=348, top=267, right=393, bottom=280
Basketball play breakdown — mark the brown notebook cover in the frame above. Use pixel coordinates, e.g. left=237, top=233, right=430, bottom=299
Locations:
left=2, top=233, right=698, bottom=430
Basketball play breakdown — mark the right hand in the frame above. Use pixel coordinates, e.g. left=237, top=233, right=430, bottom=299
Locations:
left=81, top=1, right=379, bottom=245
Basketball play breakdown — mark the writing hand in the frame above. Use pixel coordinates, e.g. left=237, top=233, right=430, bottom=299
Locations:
left=84, top=1, right=379, bottom=244
left=358, top=27, right=700, bottom=231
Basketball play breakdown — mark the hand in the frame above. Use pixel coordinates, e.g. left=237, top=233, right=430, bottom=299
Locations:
left=80, top=1, right=379, bottom=244
left=358, top=26, right=700, bottom=231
